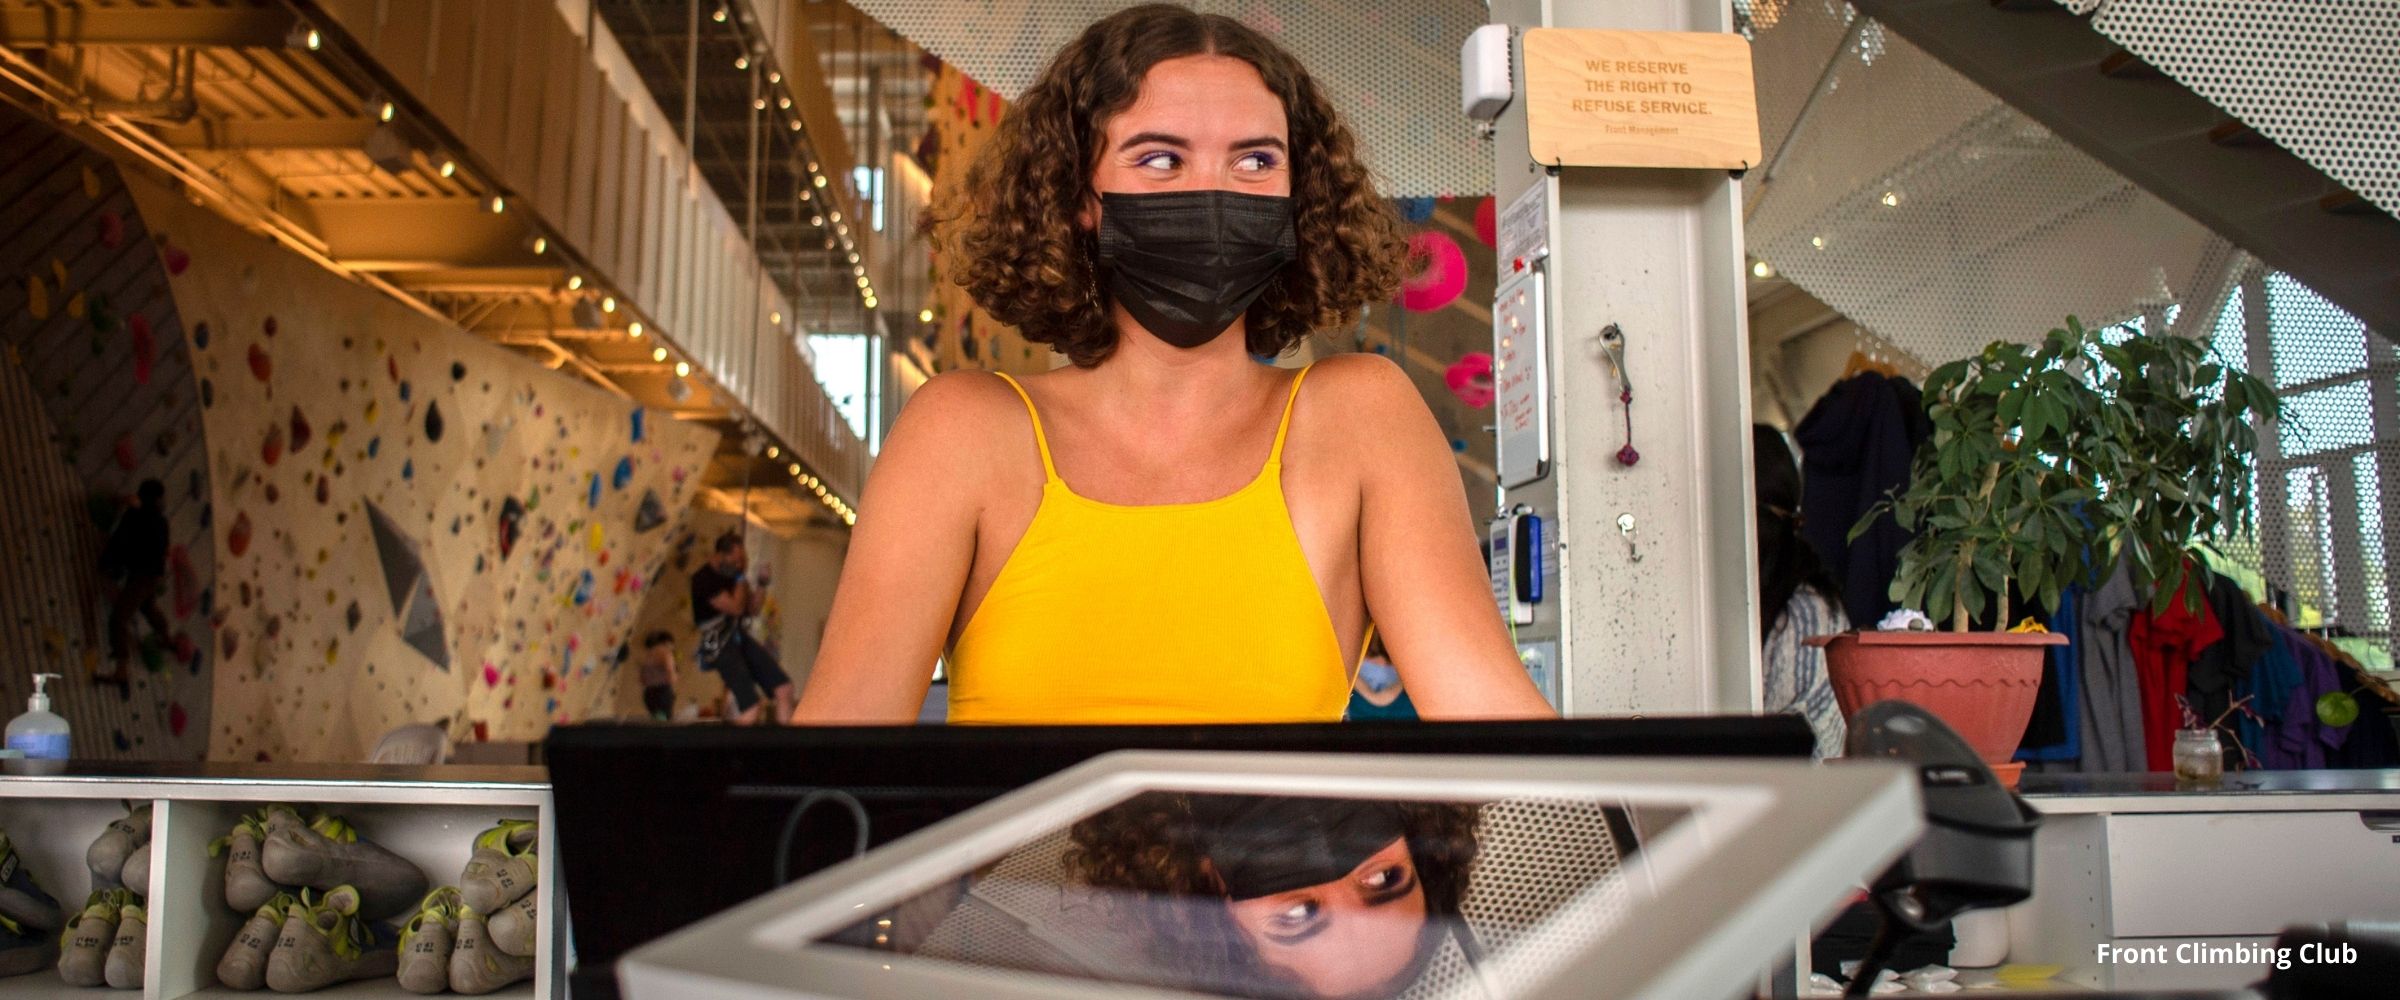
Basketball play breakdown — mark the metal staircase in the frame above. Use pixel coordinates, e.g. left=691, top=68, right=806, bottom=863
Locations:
left=1851, top=0, right=2400, bottom=335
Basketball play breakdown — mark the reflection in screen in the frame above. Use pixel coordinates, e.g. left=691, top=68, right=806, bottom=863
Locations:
left=817, top=793, right=1686, bottom=999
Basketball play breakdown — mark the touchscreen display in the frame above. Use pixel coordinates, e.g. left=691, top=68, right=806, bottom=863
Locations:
left=812, top=792, right=1691, bottom=1000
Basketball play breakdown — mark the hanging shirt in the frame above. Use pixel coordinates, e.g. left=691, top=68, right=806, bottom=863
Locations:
left=2016, top=587, right=2082, bottom=762
left=2237, top=628, right=2303, bottom=769
left=2075, top=560, right=2147, bottom=772
left=2188, top=572, right=2274, bottom=733
left=2127, top=573, right=2223, bottom=771
left=1794, top=373, right=1930, bottom=627
left=2274, top=632, right=2349, bottom=769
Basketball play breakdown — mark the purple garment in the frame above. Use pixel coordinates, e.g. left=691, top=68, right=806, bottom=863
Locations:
left=2270, top=628, right=2352, bottom=769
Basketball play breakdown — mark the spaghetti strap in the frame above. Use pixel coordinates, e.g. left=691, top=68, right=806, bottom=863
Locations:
left=991, top=372, right=1059, bottom=482
left=1268, top=362, right=1316, bottom=462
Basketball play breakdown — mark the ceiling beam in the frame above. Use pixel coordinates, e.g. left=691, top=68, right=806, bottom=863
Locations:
left=296, top=195, right=544, bottom=271
left=0, top=7, right=297, bottom=47
left=153, top=116, right=378, bottom=153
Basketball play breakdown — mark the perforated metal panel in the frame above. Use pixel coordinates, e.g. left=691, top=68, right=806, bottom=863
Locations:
left=2084, top=0, right=2400, bottom=217
left=1740, top=0, right=2227, bottom=365
left=2203, top=266, right=2399, bottom=670
left=850, top=0, right=1491, bottom=197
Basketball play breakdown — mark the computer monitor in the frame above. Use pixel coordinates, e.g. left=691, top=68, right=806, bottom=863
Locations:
left=617, top=749, right=1917, bottom=1000
left=545, top=716, right=1815, bottom=994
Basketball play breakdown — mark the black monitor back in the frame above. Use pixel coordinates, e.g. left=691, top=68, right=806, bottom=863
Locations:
left=545, top=716, right=1811, bottom=986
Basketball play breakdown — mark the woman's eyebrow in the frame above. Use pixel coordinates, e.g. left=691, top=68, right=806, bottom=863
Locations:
left=1115, top=130, right=1189, bottom=151
left=1229, top=136, right=1287, bottom=152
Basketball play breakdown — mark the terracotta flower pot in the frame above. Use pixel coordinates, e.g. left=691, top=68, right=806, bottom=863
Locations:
left=1808, top=631, right=2068, bottom=786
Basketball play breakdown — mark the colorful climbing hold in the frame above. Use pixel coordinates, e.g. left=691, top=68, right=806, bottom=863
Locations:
left=585, top=473, right=601, bottom=509
left=288, top=406, right=312, bottom=452
left=401, top=459, right=413, bottom=480
left=192, top=321, right=209, bottom=350
left=261, top=424, right=284, bottom=466
left=423, top=400, right=442, bottom=441
left=611, top=456, right=633, bottom=490
left=451, top=361, right=466, bottom=380
left=247, top=343, right=272, bottom=381
left=629, top=407, right=646, bottom=442
left=227, top=512, right=252, bottom=557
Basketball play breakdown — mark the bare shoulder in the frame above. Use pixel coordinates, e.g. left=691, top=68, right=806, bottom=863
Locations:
left=1301, top=353, right=1435, bottom=443
left=892, top=369, right=1028, bottom=436
left=875, top=370, right=1037, bottom=491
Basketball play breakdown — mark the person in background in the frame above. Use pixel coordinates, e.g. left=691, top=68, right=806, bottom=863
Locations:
left=98, top=478, right=171, bottom=688
left=1754, top=426, right=1848, bottom=758
left=639, top=631, right=680, bottom=722
left=1344, top=636, right=1417, bottom=721
left=690, top=531, right=795, bottom=726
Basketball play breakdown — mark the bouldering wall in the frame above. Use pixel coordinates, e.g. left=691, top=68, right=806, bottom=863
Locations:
left=0, top=106, right=215, bottom=760
left=125, top=177, right=719, bottom=762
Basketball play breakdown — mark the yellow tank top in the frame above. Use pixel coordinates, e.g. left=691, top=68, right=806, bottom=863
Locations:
left=948, top=364, right=1359, bottom=724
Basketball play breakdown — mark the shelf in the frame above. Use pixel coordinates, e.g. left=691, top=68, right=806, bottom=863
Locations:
left=0, top=773, right=557, bottom=999
left=173, top=978, right=537, bottom=1000
left=0, top=967, right=125, bottom=1000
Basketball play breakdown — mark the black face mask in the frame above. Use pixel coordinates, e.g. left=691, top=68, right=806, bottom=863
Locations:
left=1095, top=190, right=1298, bottom=349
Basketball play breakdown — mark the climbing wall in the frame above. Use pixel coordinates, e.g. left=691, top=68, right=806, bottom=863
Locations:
left=917, top=61, right=1046, bottom=376
left=121, top=179, right=719, bottom=763
left=618, top=509, right=844, bottom=720
left=0, top=107, right=215, bottom=760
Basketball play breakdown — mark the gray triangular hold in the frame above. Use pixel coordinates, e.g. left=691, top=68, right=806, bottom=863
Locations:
left=364, top=501, right=425, bottom=616
left=399, top=573, right=449, bottom=671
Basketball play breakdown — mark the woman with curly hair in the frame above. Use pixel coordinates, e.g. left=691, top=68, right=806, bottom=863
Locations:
left=792, top=4, right=1555, bottom=724
left=1064, top=794, right=1481, bottom=999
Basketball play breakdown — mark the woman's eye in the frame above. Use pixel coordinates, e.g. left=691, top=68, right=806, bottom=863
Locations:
left=1272, top=899, right=1318, bottom=928
left=1362, top=865, right=1401, bottom=890
left=1135, top=151, right=1182, bottom=171
left=1235, top=152, right=1279, bottom=172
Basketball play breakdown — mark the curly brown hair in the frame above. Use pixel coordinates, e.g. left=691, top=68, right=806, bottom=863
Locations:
left=927, top=4, right=1412, bottom=368
left=1063, top=792, right=1479, bottom=997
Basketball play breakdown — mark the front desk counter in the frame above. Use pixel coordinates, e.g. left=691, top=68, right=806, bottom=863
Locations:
left=2010, top=770, right=2400, bottom=992
left=0, top=761, right=559, bottom=1000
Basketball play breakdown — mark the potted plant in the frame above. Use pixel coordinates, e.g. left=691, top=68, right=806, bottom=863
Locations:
left=1814, top=318, right=2279, bottom=781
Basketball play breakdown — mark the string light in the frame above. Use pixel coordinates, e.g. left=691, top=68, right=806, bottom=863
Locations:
left=735, top=55, right=750, bottom=70
left=768, top=71, right=782, bottom=84
left=651, top=347, right=668, bottom=362
left=789, top=462, right=802, bottom=476
left=531, top=236, right=548, bottom=255
left=488, top=195, right=505, bottom=213
left=567, top=275, right=584, bottom=291
left=767, top=445, right=780, bottom=459
left=627, top=321, right=644, bottom=338
left=439, top=160, right=456, bottom=178
left=304, top=29, right=322, bottom=50
left=674, top=361, right=692, bottom=377
left=712, top=6, right=728, bottom=22
left=918, top=309, right=934, bottom=323
left=789, top=120, right=802, bottom=132
left=600, top=296, right=617, bottom=313
left=379, top=102, right=396, bottom=123
left=777, top=97, right=791, bottom=110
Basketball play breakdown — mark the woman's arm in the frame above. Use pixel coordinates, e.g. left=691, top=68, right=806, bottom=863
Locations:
left=789, top=374, right=994, bottom=723
left=1336, top=355, right=1558, bottom=719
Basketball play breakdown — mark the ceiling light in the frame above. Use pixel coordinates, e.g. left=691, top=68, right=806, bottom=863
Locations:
left=628, top=321, right=644, bottom=338
left=1880, top=190, right=1900, bottom=207
left=799, top=189, right=810, bottom=202
left=852, top=265, right=864, bottom=277
left=712, top=6, right=728, bottom=23
left=789, top=462, right=802, bottom=476
left=767, top=445, right=780, bottom=459
left=810, top=215, right=823, bottom=227
left=1810, top=235, right=1825, bottom=249
left=847, top=252, right=860, bottom=264
left=674, top=361, right=692, bottom=378
left=768, top=71, right=782, bottom=84
left=752, top=97, right=767, bottom=111
left=769, top=311, right=782, bottom=325
left=777, top=97, right=791, bottom=110
left=378, top=101, right=396, bottom=123
left=600, top=296, right=617, bottom=313
left=567, top=274, right=584, bottom=290
left=789, top=119, right=802, bottom=132
left=1751, top=260, right=1774, bottom=279
left=735, top=55, right=750, bottom=70
left=813, top=175, right=828, bottom=188
left=918, top=308, right=934, bottom=323
left=489, top=195, right=505, bottom=213
left=439, top=160, right=456, bottom=178
left=807, top=161, right=819, bottom=172
left=651, top=347, right=668, bottom=362
left=856, top=276, right=869, bottom=288
left=287, top=23, right=322, bottom=50
left=531, top=236, right=548, bottom=255
left=828, top=211, right=840, bottom=223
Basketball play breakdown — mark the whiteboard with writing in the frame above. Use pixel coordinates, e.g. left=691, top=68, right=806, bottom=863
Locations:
left=1495, top=267, right=1549, bottom=489
left=1522, top=28, right=1763, bottom=170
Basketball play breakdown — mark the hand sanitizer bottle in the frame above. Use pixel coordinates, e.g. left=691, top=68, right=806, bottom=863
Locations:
left=6, top=673, right=70, bottom=774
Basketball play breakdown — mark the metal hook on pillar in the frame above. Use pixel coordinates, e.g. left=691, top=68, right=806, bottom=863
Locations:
left=1598, top=324, right=1639, bottom=466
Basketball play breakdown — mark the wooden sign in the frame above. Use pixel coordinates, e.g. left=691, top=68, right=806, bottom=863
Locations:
left=1522, top=28, right=1763, bottom=170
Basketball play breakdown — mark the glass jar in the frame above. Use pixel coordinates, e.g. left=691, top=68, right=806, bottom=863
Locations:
left=2172, top=728, right=2224, bottom=783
